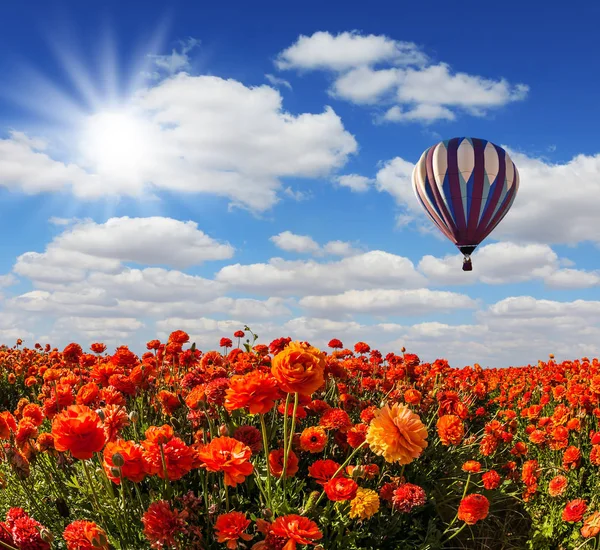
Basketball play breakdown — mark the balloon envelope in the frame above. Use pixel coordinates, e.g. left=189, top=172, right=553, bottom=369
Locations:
left=412, top=137, right=519, bottom=268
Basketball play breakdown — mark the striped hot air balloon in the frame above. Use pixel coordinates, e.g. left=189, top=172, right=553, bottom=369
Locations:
left=412, top=137, right=519, bottom=271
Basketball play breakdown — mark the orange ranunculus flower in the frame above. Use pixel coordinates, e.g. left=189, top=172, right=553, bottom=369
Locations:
left=457, top=494, right=490, bottom=525
left=548, top=475, right=569, bottom=497
left=308, top=459, right=341, bottom=485
left=214, top=512, right=253, bottom=549
left=436, top=415, right=465, bottom=446
left=323, top=477, right=358, bottom=501
left=269, top=448, right=299, bottom=478
left=224, top=371, right=281, bottom=414
left=142, top=434, right=194, bottom=481
left=563, top=499, right=587, bottom=523
left=299, top=427, right=327, bottom=453
left=76, top=383, right=100, bottom=407
left=366, top=403, right=428, bottom=464
left=271, top=341, right=326, bottom=395
left=581, top=512, right=600, bottom=538
left=63, top=520, right=109, bottom=550
left=103, top=440, right=146, bottom=484
left=270, top=514, right=323, bottom=549
left=404, top=389, right=422, bottom=405
left=462, top=461, right=481, bottom=473
left=51, top=405, right=107, bottom=460
left=197, top=436, right=253, bottom=487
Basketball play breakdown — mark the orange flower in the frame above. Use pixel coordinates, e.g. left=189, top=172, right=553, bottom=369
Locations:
left=404, top=389, right=421, bottom=405
left=323, top=477, right=358, bottom=501
left=270, top=514, right=323, bottom=550
left=436, top=415, right=465, bottom=446
left=299, top=427, right=327, bottom=453
left=103, top=440, right=146, bottom=484
left=308, top=459, right=341, bottom=485
left=269, top=448, right=299, bottom=478
left=366, top=403, right=428, bottom=464
left=563, top=499, right=587, bottom=522
left=63, top=520, right=109, bottom=550
left=581, top=512, right=600, bottom=538
left=462, top=461, right=481, bottom=473
left=214, top=512, right=253, bottom=549
left=224, top=371, right=281, bottom=414
left=51, top=405, right=107, bottom=460
left=271, top=341, right=325, bottom=395
left=197, top=436, right=253, bottom=487
left=346, top=424, right=368, bottom=448
left=457, top=494, right=490, bottom=525
left=142, top=431, right=194, bottom=481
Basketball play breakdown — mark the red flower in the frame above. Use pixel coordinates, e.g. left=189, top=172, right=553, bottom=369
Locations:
left=63, top=520, right=109, bottom=550
left=232, top=426, right=263, bottom=453
left=220, top=338, right=233, bottom=348
left=392, top=483, right=427, bottom=512
left=142, top=501, right=186, bottom=549
left=299, top=427, right=327, bottom=453
left=323, top=477, right=358, bottom=501
left=225, top=371, right=281, bottom=414
left=549, top=475, right=568, bottom=497
left=270, top=515, right=323, bottom=549
left=103, top=440, right=146, bottom=484
left=482, top=470, right=502, bottom=490
left=458, top=494, right=490, bottom=525
left=319, top=408, right=352, bottom=432
left=51, top=405, right=107, bottom=460
left=234, top=330, right=245, bottom=339
left=269, top=448, right=299, bottom=478
left=142, top=427, right=195, bottom=481
left=346, top=424, right=368, bottom=448
left=214, top=512, right=252, bottom=549
left=196, top=436, right=254, bottom=487
left=563, top=499, right=587, bottom=523
left=308, top=459, right=341, bottom=485
left=328, top=339, right=343, bottom=349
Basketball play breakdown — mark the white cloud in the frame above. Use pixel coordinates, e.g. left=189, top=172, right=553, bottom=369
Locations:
left=1, top=75, right=357, bottom=211
left=217, top=250, right=425, bottom=295
left=299, top=288, right=477, bottom=316
left=322, top=240, right=360, bottom=257
left=276, top=31, right=427, bottom=71
left=270, top=231, right=321, bottom=254
left=334, top=173, right=373, bottom=192
left=276, top=31, right=527, bottom=123
left=147, top=38, right=200, bottom=76
left=265, top=74, right=292, bottom=90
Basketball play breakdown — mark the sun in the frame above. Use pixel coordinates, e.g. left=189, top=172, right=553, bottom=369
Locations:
left=80, top=109, right=153, bottom=180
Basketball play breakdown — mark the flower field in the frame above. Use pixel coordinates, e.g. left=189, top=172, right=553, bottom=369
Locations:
left=1, top=330, right=600, bottom=549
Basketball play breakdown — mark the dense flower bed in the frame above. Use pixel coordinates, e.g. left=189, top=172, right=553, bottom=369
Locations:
left=0, top=329, right=599, bottom=549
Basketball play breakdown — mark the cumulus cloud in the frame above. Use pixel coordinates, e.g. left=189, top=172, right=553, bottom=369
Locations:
left=334, top=174, right=373, bottom=192
left=269, top=231, right=361, bottom=257
left=276, top=31, right=528, bottom=123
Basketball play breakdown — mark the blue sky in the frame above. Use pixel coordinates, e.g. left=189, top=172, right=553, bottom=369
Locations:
left=0, top=0, right=599, bottom=367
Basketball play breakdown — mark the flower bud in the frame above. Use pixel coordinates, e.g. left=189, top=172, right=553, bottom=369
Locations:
left=95, top=409, right=105, bottom=421
left=110, top=467, right=121, bottom=478
left=219, top=424, right=229, bottom=436
left=129, top=410, right=139, bottom=423
left=92, top=531, right=108, bottom=548
left=111, top=452, right=125, bottom=467
left=40, top=529, right=54, bottom=543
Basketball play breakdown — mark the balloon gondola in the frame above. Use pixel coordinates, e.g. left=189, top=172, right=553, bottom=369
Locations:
left=412, top=137, right=519, bottom=271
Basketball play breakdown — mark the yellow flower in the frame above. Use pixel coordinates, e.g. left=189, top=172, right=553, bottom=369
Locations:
left=349, top=488, right=380, bottom=520
left=366, top=403, right=428, bottom=464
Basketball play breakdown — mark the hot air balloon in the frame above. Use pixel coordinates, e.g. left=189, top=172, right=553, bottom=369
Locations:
left=412, top=137, right=519, bottom=271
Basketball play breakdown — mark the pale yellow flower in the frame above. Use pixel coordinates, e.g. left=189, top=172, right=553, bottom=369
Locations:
left=366, top=403, right=428, bottom=464
left=349, top=487, right=380, bottom=520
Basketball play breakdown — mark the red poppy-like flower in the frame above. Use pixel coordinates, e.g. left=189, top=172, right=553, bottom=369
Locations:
left=462, top=461, right=481, bottom=473
left=214, top=512, right=252, bottom=549
left=157, top=391, right=181, bottom=416
left=63, top=520, right=109, bottom=550
left=563, top=499, right=587, bottom=523
left=328, top=339, right=343, bottom=349
left=319, top=408, right=352, bottom=432
left=392, top=483, right=427, bottom=512
left=51, top=405, right=107, bottom=460
left=458, top=494, right=490, bottom=525
left=299, top=427, right=327, bottom=453
left=8, top=511, right=50, bottom=550
left=142, top=501, right=186, bottom=549
left=562, top=446, right=581, bottom=470
left=269, top=448, right=299, bottom=478
left=581, top=511, right=600, bottom=539
left=346, top=424, right=368, bottom=448
left=196, top=436, right=254, bottom=487
left=323, top=477, right=358, bottom=501
left=234, top=330, right=245, bottom=339
left=103, top=440, right=146, bottom=484
left=548, top=475, right=568, bottom=497
left=308, top=459, right=341, bottom=486
left=168, top=330, right=189, bottom=345
left=220, top=338, right=233, bottom=348
left=270, top=515, right=323, bottom=549
left=224, top=371, right=281, bottom=414
left=354, top=342, right=370, bottom=354
left=482, top=470, right=502, bottom=490
left=90, top=343, right=107, bottom=354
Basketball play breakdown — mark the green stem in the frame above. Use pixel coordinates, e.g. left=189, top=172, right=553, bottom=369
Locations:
left=444, top=522, right=467, bottom=543
left=82, top=459, right=102, bottom=512
left=224, top=483, right=230, bottom=513
left=260, top=414, right=272, bottom=507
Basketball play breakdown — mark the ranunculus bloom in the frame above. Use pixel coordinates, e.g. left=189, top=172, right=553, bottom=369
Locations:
left=319, top=408, right=352, bottom=432
left=548, top=475, right=568, bottom=497
left=142, top=501, right=186, bottom=549
left=224, top=371, right=281, bottom=414
left=51, top=405, right=107, bottom=460
left=197, top=436, right=254, bottom=487
left=269, top=448, right=299, bottom=478
left=582, top=511, right=600, bottom=538
left=436, top=415, right=465, bottom=446
left=271, top=341, right=326, bottom=395
left=308, top=459, right=341, bottom=485
left=349, top=487, right=380, bottom=520
left=270, top=514, right=323, bottom=549
left=63, top=520, right=109, bottom=550
left=563, top=499, right=587, bottom=523
left=346, top=424, right=368, bottom=448
left=214, top=512, right=252, bottom=549
left=299, top=427, right=327, bottom=453
left=141, top=429, right=195, bottom=481
left=482, top=470, right=502, bottom=490
left=323, top=477, right=358, bottom=501
left=392, top=483, right=427, bottom=512
left=458, top=494, right=490, bottom=525
left=366, top=403, right=428, bottom=464
left=462, top=461, right=481, bottom=473
left=103, top=440, right=146, bottom=484
left=232, top=426, right=263, bottom=453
